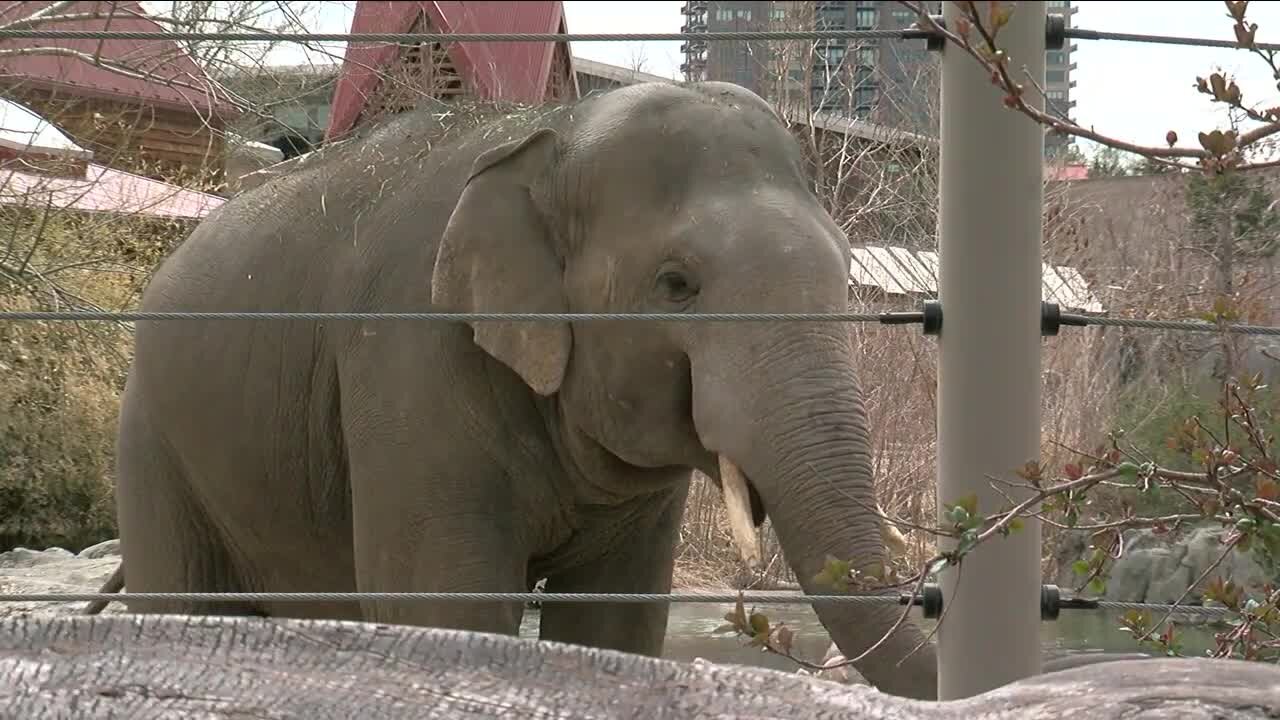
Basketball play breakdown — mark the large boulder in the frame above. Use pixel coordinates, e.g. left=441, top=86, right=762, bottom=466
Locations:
left=1053, top=524, right=1277, bottom=609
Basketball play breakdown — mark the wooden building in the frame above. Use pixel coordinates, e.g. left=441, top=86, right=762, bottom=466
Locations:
left=0, top=1, right=241, bottom=184
left=326, top=1, right=579, bottom=141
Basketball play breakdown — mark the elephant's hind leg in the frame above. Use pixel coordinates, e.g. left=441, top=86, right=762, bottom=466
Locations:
left=114, top=399, right=263, bottom=618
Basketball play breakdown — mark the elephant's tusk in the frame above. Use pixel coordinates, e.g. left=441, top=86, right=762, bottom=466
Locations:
left=718, top=455, right=762, bottom=570
left=878, top=502, right=910, bottom=558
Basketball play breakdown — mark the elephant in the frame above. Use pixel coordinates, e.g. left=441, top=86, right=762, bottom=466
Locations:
left=103, top=80, right=938, bottom=700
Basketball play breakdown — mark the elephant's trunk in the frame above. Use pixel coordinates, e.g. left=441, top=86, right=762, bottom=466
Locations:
left=694, top=323, right=939, bottom=701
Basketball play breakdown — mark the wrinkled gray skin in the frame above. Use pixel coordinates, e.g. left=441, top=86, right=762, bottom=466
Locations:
left=109, top=81, right=936, bottom=698
left=3, top=615, right=1279, bottom=719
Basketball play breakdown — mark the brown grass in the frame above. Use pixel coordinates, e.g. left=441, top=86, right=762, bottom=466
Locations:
left=0, top=206, right=174, bottom=551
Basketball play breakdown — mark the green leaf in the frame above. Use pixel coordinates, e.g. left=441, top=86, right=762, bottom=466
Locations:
left=989, top=3, right=1014, bottom=30
left=1071, top=559, right=1091, bottom=576
left=1120, top=609, right=1150, bottom=632
left=813, top=555, right=852, bottom=592
left=1088, top=576, right=1107, bottom=595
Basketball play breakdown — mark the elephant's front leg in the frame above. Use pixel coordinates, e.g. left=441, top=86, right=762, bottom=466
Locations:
left=537, top=486, right=687, bottom=657
left=348, top=464, right=530, bottom=635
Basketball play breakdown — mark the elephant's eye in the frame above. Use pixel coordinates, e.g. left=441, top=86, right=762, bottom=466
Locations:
left=656, top=270, right=698, bottom=303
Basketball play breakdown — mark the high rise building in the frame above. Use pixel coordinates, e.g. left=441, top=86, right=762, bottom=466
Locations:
left=1043, top=0, right=1079, bottom=158
left=679, top=0, right=1077, bottom=157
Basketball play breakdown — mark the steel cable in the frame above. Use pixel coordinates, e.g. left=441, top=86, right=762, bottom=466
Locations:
left=0, top=27, right=1273, bottom=53
left=0, top=591, right=1238, bottom=617
left=4, top=310, right=1280, bottom=338
left=1064, top=314, right=1280, bottom=337
left=0, top=29, right=924, bottom=42
left=1092, top=599, right=1234, bottom=617
left=0, top=310, right=885, bottom=323
left=1069, top=27, right=1280, bottom=53
left=0, top=591, right=903, bottom=605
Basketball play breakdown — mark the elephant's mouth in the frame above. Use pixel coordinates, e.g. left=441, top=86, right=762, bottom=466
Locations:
left=718, top=455, right=767, bottom=570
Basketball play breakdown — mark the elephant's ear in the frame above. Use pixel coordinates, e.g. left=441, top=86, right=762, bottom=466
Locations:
left=431, top=128, right=571, bottom=396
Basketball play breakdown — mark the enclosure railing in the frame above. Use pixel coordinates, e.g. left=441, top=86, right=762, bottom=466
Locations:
left=0, top=3, right=1277, bottom=702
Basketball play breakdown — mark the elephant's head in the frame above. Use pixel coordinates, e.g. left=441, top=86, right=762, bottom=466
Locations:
left=430, top=81, right=937, bottom=700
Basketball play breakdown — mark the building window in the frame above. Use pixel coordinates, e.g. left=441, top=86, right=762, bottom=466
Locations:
left=1046, top=50, right=1065, bottom=65
left=898, top=48, right=926, bottom=65
left=854, top=63, right=875, bottom=82
left=892, top=9, right=913, bottom=24
left=819, top=94, right=846, bottom=112
left=855, top=8, right=876, bottom=29
left=857, top=46, right=876, bottom=66
left=1046, top=89, right=1067, bottom=102
left=824, top=45, right=846, bottom=64
left=771, top=8, right=786, bottom=21
left=854, top=84, right=878, bottom=108
left=716, top=8, right=753, bottom=22
left=1046, top=69, right=1066, bottom=83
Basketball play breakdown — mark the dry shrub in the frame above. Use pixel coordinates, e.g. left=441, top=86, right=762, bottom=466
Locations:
left=0, top=201, right=194, bottom=552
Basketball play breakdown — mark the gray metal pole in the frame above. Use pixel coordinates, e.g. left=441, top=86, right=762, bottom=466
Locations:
left=936, top=0, right=1046, bottom=700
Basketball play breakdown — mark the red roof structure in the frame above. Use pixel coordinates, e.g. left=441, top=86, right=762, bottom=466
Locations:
left=0, top=96, right=224, bottom=220
left=1046, top=163, right=1090, bottom=182
left=0, top=1, right=238, bottom=118
left=0, top=160, right=226, bottom=219
left=326, top=1, right=578, bottom=141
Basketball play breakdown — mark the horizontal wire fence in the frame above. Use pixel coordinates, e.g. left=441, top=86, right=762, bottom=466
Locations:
left=0, top=26, right=1274, bottom=52
left=3, top=310, right=1279, bottom=337
left=0, top=591, right=1238, bottom=618
left=0, top=18, right=1274, bottom=630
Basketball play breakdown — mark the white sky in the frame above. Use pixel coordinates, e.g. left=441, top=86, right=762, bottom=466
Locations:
left=259, top=1, right=1280, bottom=159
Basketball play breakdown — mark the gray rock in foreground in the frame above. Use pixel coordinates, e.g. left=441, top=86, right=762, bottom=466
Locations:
left=0, top=546, right=121, bottom=620
left=0, top=614, right=1275, bottom=719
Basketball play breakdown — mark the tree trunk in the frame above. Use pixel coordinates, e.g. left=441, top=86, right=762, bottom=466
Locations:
left=1215, top=202, right=1239, bottom=383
